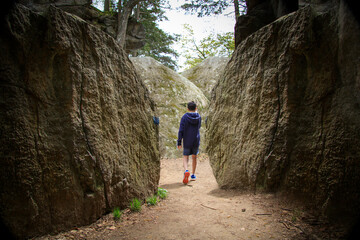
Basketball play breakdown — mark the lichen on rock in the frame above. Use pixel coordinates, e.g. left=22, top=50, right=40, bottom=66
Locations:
left=182, top=57, right=229, bottom=100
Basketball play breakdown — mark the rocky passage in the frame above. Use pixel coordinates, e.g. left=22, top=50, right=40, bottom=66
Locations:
left=1, top=0, right=360, bottom=238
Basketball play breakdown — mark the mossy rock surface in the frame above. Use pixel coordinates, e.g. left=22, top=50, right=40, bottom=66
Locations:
left=182, top=57, right=229, bottom=100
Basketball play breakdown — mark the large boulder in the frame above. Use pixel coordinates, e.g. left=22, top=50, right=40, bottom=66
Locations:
left=0, top=4, right=159, bottom=238
left=207, top=1, right=360, bottom=223
left=131, top=57, right=209, bottom=158
left=182, top=57, right=229, bottom=100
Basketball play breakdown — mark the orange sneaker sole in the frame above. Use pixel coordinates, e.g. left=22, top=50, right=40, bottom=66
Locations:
left=183, top=171, right=190, bottom=184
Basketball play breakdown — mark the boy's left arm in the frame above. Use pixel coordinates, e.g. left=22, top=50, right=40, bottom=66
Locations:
left=177, top=117, right=185, bottom=147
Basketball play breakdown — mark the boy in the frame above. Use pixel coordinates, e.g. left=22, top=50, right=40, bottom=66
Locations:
left=177, top=101, right=201, bottom=184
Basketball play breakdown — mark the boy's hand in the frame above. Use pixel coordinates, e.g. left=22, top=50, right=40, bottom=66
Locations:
left=177, top=145, right=182, bottom=150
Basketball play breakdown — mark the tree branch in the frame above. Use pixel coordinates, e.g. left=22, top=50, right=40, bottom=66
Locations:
left=192, top=38, right=206, bottom=59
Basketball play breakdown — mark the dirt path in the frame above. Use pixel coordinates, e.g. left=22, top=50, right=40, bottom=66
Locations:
left=36, top=156, right=339, bottom=240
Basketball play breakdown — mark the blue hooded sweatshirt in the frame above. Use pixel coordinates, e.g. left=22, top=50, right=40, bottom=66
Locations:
left=177, top=112, right=201, bottom=149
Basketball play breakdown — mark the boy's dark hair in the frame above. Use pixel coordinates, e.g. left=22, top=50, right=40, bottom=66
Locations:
left=187, top=101, right=196, bottom=111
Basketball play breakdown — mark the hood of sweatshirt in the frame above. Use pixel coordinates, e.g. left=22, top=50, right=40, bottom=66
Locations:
left=185, top=112, right=201, bottom=125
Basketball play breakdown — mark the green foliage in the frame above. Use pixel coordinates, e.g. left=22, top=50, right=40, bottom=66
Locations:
left=157, top=188, right=168, bottom=199
left=134, top=0, right=179, bottom=70
left=92, top=0, right=179, bottom=70
left=291, top=209, right=302, bottom=223
left=138, top=0, right=168, bottom=22
left=181, top=0, right=247, bottom=17
left=136, top=21, right=179, bottom=70
left=113, top=207, right=123, bottom=220
left=92, top=0, right=118, bottom=13
left=146, top=195, right=158, bottom=206
left=180, top=24, right=235, bottom=69
left=181, top=0, right=231, bottom=17
left=130, top=198, right=142, bottom=212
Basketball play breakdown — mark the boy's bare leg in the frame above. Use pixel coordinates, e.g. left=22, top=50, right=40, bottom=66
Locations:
left=183, top=155, right=189, bottom=171
left=192, top=154, right=197, bottom=175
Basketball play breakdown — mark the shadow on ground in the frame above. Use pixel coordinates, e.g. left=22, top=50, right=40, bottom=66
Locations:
left=159, top=182, right=186, bottom=190
left=208, top=188, right=247, bottom=199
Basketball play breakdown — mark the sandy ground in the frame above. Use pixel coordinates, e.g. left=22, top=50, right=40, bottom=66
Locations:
left=35, top=156, right=346, bottom=240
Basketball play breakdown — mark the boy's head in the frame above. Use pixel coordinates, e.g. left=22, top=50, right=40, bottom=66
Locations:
left=187, top=101, right=197, bottom=111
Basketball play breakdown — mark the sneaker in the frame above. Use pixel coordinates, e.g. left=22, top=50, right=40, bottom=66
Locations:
left=183, top=170, right=190, bottom=184
left=191, top=174, right=196, bottom=181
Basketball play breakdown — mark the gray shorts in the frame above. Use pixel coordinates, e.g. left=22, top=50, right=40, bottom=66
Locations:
left=183, top=146, right=199, bottom=156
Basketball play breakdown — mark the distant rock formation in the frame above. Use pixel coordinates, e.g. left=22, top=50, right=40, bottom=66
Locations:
left=131, top=57, right=209, bottom=158
left=0, top=4, right=159, bottom=238
left=207, top=0, right=360, bottom=224
left=182, top=57, right=229, bottom=100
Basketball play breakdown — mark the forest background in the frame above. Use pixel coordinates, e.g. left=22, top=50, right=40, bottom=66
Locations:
left=92, top=0, right=246, bottom=71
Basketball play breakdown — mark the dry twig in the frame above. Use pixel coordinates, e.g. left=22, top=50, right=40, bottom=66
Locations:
left=280, top=221, right=290, bottom=229
left=200, top=204, right=217, bottom=210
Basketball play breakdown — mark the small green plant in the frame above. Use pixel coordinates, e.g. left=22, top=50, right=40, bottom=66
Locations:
left=113, top=207, right=123, bottom=220
left=157, top=188, right=168, bottom=199
left=291, top=209, right=301, bottom=223
left=130, top=198, right=142, bottom=212
left=146, top=195, right=158, bottom=206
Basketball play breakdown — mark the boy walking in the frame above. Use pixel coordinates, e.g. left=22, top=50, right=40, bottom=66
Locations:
left=177, top=101, right=201, bottom=184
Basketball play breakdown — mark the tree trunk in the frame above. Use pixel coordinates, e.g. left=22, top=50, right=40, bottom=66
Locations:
left=135, top=3, right=140, bottom=21
left=234, top=0, right=240, bottom=20
left=116, top=0, right=143, bottom=48
left=117, top=8, right=132, bottom=47
left=104, top=0, right=110, bottom=12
